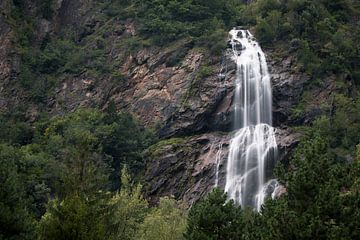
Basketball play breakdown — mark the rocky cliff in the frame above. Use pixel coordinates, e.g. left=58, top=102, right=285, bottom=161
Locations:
left=0, top=0, right=336, bottom=205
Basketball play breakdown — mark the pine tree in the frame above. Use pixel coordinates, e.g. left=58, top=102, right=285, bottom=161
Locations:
left=185, top=188, right=244, bottom=240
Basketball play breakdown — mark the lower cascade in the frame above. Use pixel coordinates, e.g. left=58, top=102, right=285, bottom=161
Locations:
left=224, top=29, right=278, bottom=211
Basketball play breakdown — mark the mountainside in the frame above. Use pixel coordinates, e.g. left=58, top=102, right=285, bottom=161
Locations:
left=1, top=0, right=360, bottom=239
left=1, top=0, right=318, bottom=202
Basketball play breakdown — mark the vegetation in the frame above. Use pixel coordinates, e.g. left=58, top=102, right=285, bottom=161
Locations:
left=0, top=107, right=191, bottom=239
left=1, top=0, right=360, bottom=239
left=185, top=188, right=245, bottom=239
left=134, top=0, right=240, bottom=49
left=239, top=0, right=359, bottom=80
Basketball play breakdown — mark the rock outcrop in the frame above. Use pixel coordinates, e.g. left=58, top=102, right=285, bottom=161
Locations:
left=0, top=0, right=15, bottom=113
left=269, top=54, right=311, bottom=126
left=144, top=133, right=230, bottom=206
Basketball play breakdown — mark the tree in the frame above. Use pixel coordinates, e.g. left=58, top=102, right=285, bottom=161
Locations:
left=98, top=109, right=156, bottom=189
left=37, top=194, right=106, bottom=240
left=0, top=144, right=35, bottom=240
left=185, top=188, right=244, bottom=240
left=105, top=167, right=149, bottom=240
left=136, top=197, right=187, bottom=240
left=261, top=135, right=360, bottom=239
left=138, top=0, right=241, bottom=45
left=40, top=108, right=155, bottom=192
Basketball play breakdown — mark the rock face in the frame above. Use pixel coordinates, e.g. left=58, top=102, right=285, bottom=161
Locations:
left=144, top=133, right=231, bottom=206
left=269, top=54, right=311, bottom=127
left=0, top=0, right=15, bottom=113
left=0, top=1, right=327, bottom=204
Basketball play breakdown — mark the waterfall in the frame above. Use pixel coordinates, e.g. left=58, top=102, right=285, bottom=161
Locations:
left=224, top=29, right=278, bottom=211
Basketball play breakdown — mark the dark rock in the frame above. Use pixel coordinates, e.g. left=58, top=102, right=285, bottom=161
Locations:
left=233, top=40, right=245, bottom=52
left=269, top=54, right=311, bottom=126
left=144, top=133, right=231, bottom=206
left=236, top=31, right=243, bottom=38
left=275, top=127, right=302, bottom=165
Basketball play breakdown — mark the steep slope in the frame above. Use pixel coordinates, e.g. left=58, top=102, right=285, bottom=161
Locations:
left=0, top=0, right=354, bottom=205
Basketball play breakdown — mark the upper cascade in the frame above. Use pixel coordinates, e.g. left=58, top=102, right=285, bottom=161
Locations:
left=224, top=29, right=278, bottom=211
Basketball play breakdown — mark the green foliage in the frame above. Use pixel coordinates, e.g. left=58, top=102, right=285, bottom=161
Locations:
left=311, top=94, right=360, bottom=154
left=198, top=28, right=228, bottom=55
left=0, top=144, right=36, bottom=240
left=41, top=109, right=111, bottom=197
left=3, top=1, right=360, bottom=240
left=37, top=195, right=106, bottom=240
left=255, top=17, right=276, bottom=44
left=241, top=0, right=359, bottom=79
left=10, top=2, right=127, bottom=103
left=186, top=133, right=360, bottom=240
left=37, top=166, right=187, bottom=240
left=105, top=167, right=148, bottom=240
left=136, top=0, right=241, bottom=48
left=136, top=197, right=187, bottom=240
left=261, top=135, right=360, bottom=240
left=185, top=188, right=244, bottom=240
left=40, top=108, right=155, bottom=191
left=197, top=65, right=215, bottom=79
left=36, top=0, right=54, bottom=20
left=268, top=92, right=360, bottom=239
left=0, top=114, right=33, bottom=146
left=17, top=35, right=116, bottom=102
left=0, top=107, right=158, bottom=239
left=147, top=137, right=187, bottom=157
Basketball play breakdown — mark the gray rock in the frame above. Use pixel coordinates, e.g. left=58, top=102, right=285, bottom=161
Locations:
left=144, top=133, right=231, bottom=206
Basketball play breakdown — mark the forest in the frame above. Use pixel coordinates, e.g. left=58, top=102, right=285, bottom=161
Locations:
left=1, top=0, right=360, bottom=239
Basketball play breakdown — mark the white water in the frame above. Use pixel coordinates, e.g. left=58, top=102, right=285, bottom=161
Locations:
left=224, top=29, right=278, bottom=211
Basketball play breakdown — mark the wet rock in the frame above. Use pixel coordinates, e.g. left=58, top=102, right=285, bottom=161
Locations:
left=144, top=133, right=231, bottom=206
left=233, top=40, right=245, bottom=52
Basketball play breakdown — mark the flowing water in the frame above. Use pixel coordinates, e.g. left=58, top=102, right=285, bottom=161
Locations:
left=224, top=29, right=278, bottom=211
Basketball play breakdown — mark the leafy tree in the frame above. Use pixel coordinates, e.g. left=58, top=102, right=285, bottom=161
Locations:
left=105, top=167, right=149, bottom=240
left=0, top=144, right=35, bottom=240
left=100, top=104, right=156, bottom=189
left=37, top=194, right=106, bottom=240
left=40, top=108, right=155, bottom=191
left=0, top=112, right=33, bottom=146
left=42, top=109, right=110, bottom=196
left=255, top=17, right=276, bottom=44
left=136, top=197, right=187, bottom=240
